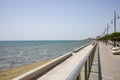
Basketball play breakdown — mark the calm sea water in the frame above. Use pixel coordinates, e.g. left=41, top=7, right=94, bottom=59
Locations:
left=0, top=40, right=90, bottom=70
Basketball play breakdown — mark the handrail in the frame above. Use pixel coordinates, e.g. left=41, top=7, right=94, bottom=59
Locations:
left=66, top=42, right=97, bottom=80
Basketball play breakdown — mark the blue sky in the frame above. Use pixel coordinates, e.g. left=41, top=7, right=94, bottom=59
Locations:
left=0, top=0, right=120, bottom=40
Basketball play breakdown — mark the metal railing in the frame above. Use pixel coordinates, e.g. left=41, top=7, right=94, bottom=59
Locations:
left=66, top=42, right=97, bottom=80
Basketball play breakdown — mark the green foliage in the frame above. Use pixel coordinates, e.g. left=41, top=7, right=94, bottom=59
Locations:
left=100, top=32, right=120, bottom=41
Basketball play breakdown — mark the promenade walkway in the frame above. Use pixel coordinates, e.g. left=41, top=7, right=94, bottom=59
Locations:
left=99, top=42, right=120, bottom=80
left=90, top=42, right=120, bottom=80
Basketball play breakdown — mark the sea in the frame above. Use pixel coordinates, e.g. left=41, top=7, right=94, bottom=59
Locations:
left=0, top=40, right=90, bottom=70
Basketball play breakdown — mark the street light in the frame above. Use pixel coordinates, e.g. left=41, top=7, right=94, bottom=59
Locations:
left=114, top=11, right=120, bottom=32
left=107, top=24, right=110, bottom=35
left=111, top=11, right=120, bottom=46
left=111, top=11, right=120, bottom=32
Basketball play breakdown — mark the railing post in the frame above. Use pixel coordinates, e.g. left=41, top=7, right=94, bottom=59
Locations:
left=88, top=56, right=91, bottom=77
left=85, top=61, right=87, bottom=80
left=76, top=73, right=81, bottom=80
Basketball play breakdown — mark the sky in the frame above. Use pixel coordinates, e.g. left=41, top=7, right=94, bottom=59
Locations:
left=0, top=0, right=120, bottom=40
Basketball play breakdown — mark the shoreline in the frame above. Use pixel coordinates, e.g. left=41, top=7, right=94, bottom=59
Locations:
left=0, top=60, right=50, bottom=80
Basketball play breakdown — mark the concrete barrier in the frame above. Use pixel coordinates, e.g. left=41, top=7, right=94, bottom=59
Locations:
left=12, top=52, right=72, bottom=80
left=112, top=47, right=120, bottom=55
left=112, top=47, right=120, bottom=51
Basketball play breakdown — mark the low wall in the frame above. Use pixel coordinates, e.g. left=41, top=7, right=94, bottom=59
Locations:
left=12, top=52, right=72, bottom=80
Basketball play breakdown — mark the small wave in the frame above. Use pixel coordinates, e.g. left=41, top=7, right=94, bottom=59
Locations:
left=0, top=58, right=5, bottom=60
left=0, top=64, right=11, bottom=69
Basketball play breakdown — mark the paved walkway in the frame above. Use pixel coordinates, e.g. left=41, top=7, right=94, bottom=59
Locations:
left=98, top=42, right=120, bottom=80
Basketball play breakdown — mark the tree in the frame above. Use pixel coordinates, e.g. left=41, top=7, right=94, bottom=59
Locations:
left=100, top=32, right=120, bottom=41
left=109, top=32, right=120, bottom=41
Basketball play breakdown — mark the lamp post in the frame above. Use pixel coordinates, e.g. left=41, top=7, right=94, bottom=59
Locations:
left=114, top=11, right=116, bottom=33
left=107, top=24, right=110, bottom=35
left=113, top=11, right=117, bottom=47
left=112, top=11, right=119, bottom=46
left=106, top=24, right=110, bottom=45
